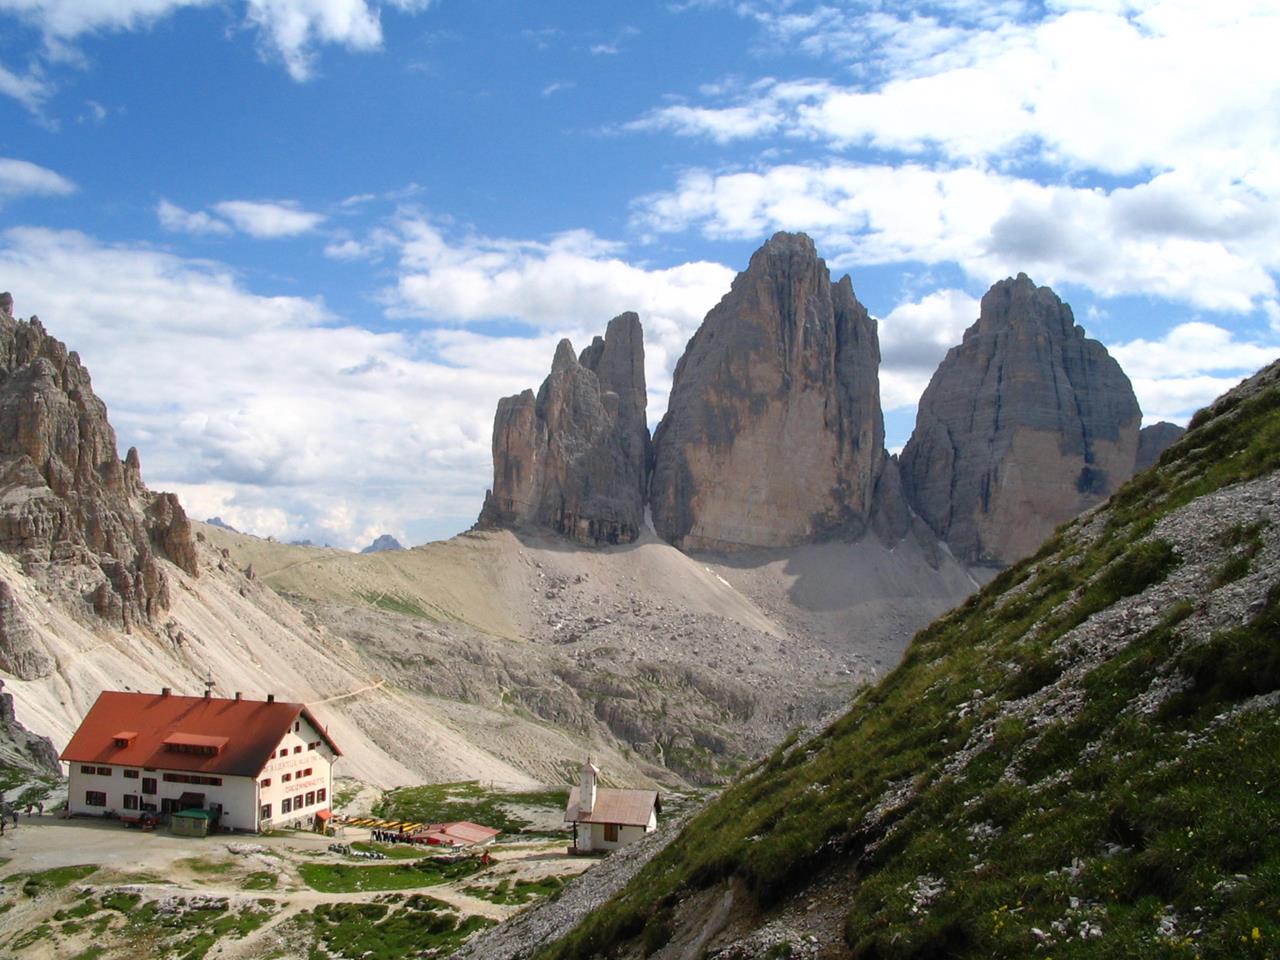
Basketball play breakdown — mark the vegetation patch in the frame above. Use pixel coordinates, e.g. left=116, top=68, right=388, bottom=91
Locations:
left=298, top=856, right=481, bottom=893
left=4, top=863, right=99, bottom=897
left=464, top=874, right=565, bottom=904
left=296, top=894, right=493, bottom=959
left=375, top=780, right=568, bottom=836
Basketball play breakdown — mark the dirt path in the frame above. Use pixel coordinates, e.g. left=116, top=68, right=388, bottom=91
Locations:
left=308, top=678, right=387, bottom=705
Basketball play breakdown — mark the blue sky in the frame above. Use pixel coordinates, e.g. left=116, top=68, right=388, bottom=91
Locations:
left=1, top=0, right=1277, bottom=549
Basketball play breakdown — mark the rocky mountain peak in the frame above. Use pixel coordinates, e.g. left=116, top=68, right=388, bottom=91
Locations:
left=901, top=274, right=1141, bottom=565
left=360, top=533, right=404, bottom=554
left=649, top=231, right=887, bottom=551
left=478, top=312, right=649, bottom=545
left=0, top=295, right=198, bottom=651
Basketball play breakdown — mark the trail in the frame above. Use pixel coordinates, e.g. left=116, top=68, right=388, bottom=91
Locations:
left=308, top=678, right=387, bottom=706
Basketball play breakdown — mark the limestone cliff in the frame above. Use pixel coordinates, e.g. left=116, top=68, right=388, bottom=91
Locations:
left=0, top=293, right=198, bottom=647
left=478, top=312, right=649, bottom=545
left=899, top=274, right=1140, bottom=566
left=650, top=232, right=887, bottom=551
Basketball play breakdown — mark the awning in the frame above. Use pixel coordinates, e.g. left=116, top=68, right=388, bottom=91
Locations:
left=315, top=809, right=332, bottom=820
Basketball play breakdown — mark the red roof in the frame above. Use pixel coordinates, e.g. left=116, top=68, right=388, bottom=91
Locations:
left=420, top=821, right=501, bottom=846
left=60, top=691, right=342, bottom=778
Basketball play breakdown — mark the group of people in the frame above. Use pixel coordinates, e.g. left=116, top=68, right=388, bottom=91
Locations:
left=0, top=800, right=36, bottom=836
left=371, top=827, right=413, bottom=844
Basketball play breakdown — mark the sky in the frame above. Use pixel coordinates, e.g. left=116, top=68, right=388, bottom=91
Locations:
left=0, top=0, right=1277, bottom=550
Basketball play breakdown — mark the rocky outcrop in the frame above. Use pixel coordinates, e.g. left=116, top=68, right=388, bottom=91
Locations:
left=650, top=232, right=886, bottom=551
left=479, top=312, right=649, bottom=545
left=900, top=274, right=1141, bottom=566
left=0, top=677, right=60, bottom=777
left=360, top=534, right=404, bottom=554
left=0, top=293, right=198, bottom=631
left=1136, top=421, right=1186, bottom=473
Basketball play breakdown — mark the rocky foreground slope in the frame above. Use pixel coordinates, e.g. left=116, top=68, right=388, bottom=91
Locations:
left=498, top=359, right=1280, bottom=959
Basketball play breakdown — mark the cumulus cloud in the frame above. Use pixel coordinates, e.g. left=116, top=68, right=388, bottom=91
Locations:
left=0, top=60, right=51, bottom=114
left=634, top=162, right=1280, bottom=313
left=632, top=1, right=1280, bottom=322
left=387, top=218, right=736, bottom=421
left=878, top=288, right=979, bottom=409
left=0, top=156, right=75, bottom=200
left=0, top=0, right=436, bottom=81
left=1105, top=322, right=1280, bottom=424
left=156, top=199, right=233, bottom=236
left=0, top=225, right=507, bottom=548
left=211, top=199, right=325, bottom=237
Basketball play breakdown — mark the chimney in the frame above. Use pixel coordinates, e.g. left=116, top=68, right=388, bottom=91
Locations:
left=161, top=687, right=171, bottom=697
left=267, top=693, right=275, bottom=703
left=234, top=692, right=242, bottom=701
left=579, top=758, right=598, bottom=815
left=203, top=689, right=211, bottom=700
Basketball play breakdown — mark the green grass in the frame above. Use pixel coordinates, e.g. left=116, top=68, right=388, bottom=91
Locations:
left=464, top=874, right=565, bottom=904
left=241, top=871, right=279, bottom=890
left=358, top=590, right=438, bottom=620
left=534, top=367, right=1280, bottom=960
left=4, top=863, right=98, bottom=897
left=351, top=840, right=429, bottom=860
left=296, top=894, right=493, bottom=959
left=298, top=856, right=482, bottom=893
left=374, top=781, right=568, bottom=836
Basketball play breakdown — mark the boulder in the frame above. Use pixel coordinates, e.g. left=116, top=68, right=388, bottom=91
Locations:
left=479, top=312, right=649, bottom=545
left=650, top=232, right=886, bottom=551
left=899, top=274, right=1141, bottom=566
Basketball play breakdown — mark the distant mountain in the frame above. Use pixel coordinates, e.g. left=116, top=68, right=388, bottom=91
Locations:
left=205, top=516, right=238, bottom=532
left=360, top=534, right=404, bottom=554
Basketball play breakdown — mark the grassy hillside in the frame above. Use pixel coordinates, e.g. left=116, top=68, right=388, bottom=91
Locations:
left=537, top=361, right=1280, bottom=959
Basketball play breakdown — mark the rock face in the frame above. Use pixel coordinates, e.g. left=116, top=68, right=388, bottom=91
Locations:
left=650, top=232, right=886, bottom=551
left=0, top=293, right=198, bottom=634
left=360, top=534, right=404, bottom=554
left=1136, top=421, right=1186, bottom=473
left=900, top=274, right=1141, bottom=566
left=479, top=312, right=649, bottom=545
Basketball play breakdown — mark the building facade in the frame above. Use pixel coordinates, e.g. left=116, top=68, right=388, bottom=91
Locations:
left=564, top=761, right=659, bottom=853
left=61, top=689, right=341, bottom=833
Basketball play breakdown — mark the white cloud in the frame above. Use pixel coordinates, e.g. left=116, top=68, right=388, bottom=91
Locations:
left=0, top=156, right=75, bottom=199
left=0, top=0, right=436, bottom=82
left=1108, top=322, right=1280, bottom=424
left=388, top=219, right=736, bottom=422
left=156, top=199, right=232, bottom=236
left=0, top=59, right=51, bottom=114
left=212, top=199, right=325, bottom=237
left=634, top=162, right=1280, bottom=314
left=0, top=225, right=506, bottom=548
left=878, top=288, right=980, bottom=409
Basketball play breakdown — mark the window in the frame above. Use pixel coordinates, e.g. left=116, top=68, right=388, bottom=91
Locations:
left=305, top=791, right=316, bottom=806
left=85, top=791, right=107, bottom=807
left=260, top=804, right=272, bottom=821
left=80, top=764, right=95, bottom=774
left=282, top=773, right=291, bottom=782
left=317, top=788, right=326, bottom=803
left=123, top=795, right=139, bottom=811
left=142, top=778, right=157, bottom=795
left=260, top=778, right=272, bottom=788
left=293, top=746, right=302, bottom=754
left=308, top=742, right=317, bottom=751
left=303, top=768, right=313, bottom=777
left=162, top=773, right=223, bottom=786
left=278, top=748, right=287, bottom=758
left=603, top=823, right=619, bottom=842
left=281, top=797, right=292, bottom=814
left=294, top=721, right=300, bottom=732
left=124, top=770, right=139, bottom=779
left=96, top=766, right=113, bottom=775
